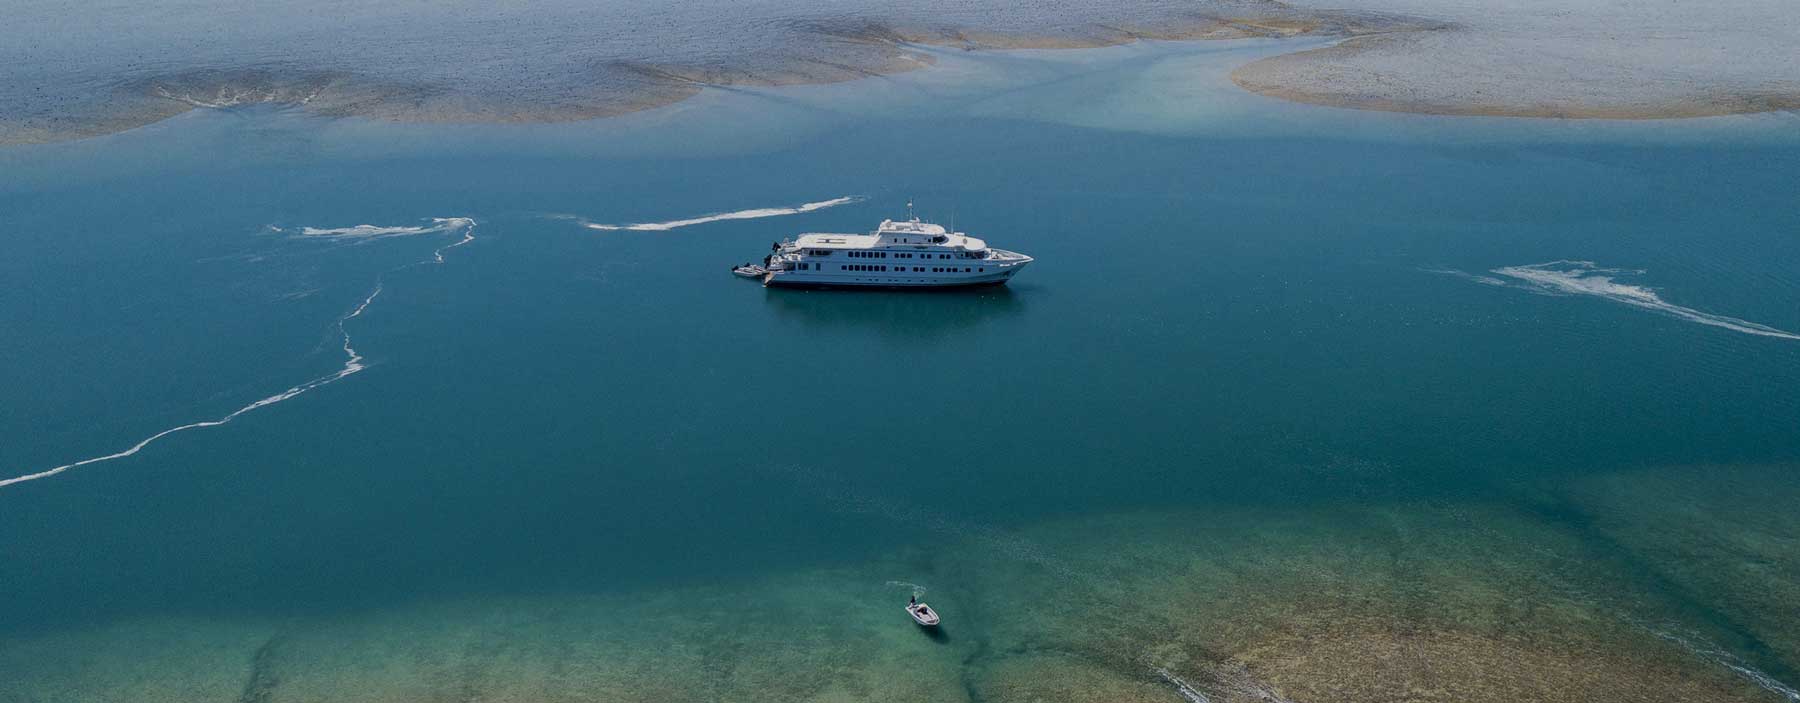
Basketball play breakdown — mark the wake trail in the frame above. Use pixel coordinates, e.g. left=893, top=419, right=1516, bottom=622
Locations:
left=0, top=218, right=477, bottom=492
left=1460, top=260, right=1800, bottom=341
left=576, top=196, right=859, bottom=231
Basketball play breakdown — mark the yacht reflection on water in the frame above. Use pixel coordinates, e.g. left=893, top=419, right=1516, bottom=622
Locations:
left=762, top=283, right=1027, bottom=338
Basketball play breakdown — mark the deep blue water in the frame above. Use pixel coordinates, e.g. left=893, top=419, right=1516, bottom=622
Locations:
left=2, top=40, right=1799, bottom=703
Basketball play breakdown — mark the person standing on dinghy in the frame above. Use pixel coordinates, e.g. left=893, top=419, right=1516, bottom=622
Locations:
left=907, top=595, right=940, bottom=626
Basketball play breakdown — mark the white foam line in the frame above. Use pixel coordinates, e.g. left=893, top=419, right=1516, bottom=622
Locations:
left=297, top=217, right=474, bottom=242
left=1154, top=668, right=1214, bottom=703
left=0, top=218, right=476, bottom=492
left=1644, top=625, right=1800, bottom=702
left=1420, top=267, right=1507, bottom=287
left=425, top=218, right=477, bottom=264
left=1487, top=260, right=1800, bottom=341
left=581, top=196, right=858, bottom=231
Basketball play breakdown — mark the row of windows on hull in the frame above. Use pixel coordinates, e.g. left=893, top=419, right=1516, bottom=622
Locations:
left=834, top=265, right=983, bottom=273
left=814, top=250, right=977, bottom=260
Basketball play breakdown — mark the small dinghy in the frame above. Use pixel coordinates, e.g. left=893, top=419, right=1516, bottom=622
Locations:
left=906, top=600, right=940, bottom=627
left=732, top=263, right=768, bottom=278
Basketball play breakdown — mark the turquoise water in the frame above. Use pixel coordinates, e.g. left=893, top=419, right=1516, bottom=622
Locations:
left=3, top=40, right=1800, bottom=702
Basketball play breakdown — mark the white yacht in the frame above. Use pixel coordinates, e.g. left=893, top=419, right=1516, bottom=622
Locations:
left=738, top=213, right=1032, bottom=288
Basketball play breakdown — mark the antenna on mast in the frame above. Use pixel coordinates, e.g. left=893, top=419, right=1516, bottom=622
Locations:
left=907, top=198, right=916, bottom=222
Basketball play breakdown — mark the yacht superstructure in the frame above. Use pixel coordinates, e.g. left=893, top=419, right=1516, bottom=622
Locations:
left=743, top=215, right=1032, bottom=288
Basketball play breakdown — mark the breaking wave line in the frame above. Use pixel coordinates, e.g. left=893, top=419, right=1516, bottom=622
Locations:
left=580, top=196, right=858, bottom=231
left=1481, top=260, right=1800, bottom=341
left=0, top=218, right=476, bottom=491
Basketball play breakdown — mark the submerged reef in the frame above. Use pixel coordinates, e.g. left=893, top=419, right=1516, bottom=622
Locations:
left=7, top=471, right=1796, bottom=702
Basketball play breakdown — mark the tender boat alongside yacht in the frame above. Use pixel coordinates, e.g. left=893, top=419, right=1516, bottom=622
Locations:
left=739, top=211, right=1032, bottom=289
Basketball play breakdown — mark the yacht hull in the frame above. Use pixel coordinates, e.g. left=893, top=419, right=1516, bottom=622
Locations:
left=764, top=277, right=1013, bottom=290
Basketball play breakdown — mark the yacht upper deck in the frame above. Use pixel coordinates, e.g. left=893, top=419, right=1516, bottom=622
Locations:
left=793, top=218, right=989, bottom=253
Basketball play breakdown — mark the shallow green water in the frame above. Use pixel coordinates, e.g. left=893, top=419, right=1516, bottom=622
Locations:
left=2, top=40, right=1798, bottom=702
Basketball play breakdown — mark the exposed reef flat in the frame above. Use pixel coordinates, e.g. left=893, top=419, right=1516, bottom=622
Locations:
left=0, top=66, right=706, bottom=147
left=7, top=0, right=1800, bottom=145
left=0, top=0, right=1427, bottom=146
left=1236, top=0, right=1800, bottom=119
